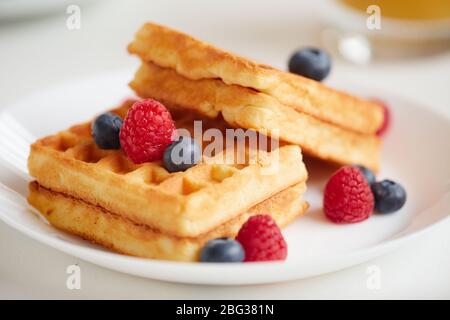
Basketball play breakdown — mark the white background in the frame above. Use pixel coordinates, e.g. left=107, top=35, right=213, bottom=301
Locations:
left=0, top=0, right=449, bottom=299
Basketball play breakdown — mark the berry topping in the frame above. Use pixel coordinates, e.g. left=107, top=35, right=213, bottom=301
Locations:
left=323, top=166, right=374, bottom=223
left=236, top=215, right=287, bottom=262
left=200, top=238, right=245, bottom=263
left=375, top=99, right=390, bottom=136
left=288, top=47, right=331, bottom=81
left=119, top=99, right=176, bottom=164
left=355, top=164, right=376, bottom=186
left=371, top=180, right=407, bottom=214
left=163, top=136, right=201, bottom=173
left=91, top=112, right=123, bottom=149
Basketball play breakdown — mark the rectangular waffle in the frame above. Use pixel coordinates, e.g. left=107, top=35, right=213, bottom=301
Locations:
left=28, top=101, right=308, bottom=238
left=128, top=22, right=383, bottom=135
left=29, top=182, right=308, bottom=261
left=130, top=62, right=380, bottom=171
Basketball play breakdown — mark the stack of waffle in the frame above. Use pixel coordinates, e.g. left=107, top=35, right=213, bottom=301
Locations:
left=28, top=23, right=382, bottom=262
left=28, top=101, right=308, bottom=261
left=128, top=23, right=383, bottom=171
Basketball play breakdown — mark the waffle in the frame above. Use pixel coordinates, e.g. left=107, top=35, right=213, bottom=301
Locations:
left=28, top=101, right=308, bottom=238
left=128, top=22, right=383, bottom=135
left=29, top=181, right=308, bottom=261
left=131, top=62, right=380, bottom=171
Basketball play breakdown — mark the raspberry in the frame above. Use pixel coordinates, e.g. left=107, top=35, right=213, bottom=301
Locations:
left=119, top=99, right=176, bottom=164
left=236, top=215, right=287, bottom=262
left=323, top=166, right=374, bottom=223
left=374, top=99, right=390, bottom=137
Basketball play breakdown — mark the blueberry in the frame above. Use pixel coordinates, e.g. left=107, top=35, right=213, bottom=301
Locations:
left=91, top=112, right=123, bottom=149
left=355, top=165, right=376, bottom=186
left=200, top=238, right=245, bottom=263
left=163, top=136, right=201, bottom=172
left=371, top=180, right=407, bottom=214
left=288, top=47, right=331, bottom=81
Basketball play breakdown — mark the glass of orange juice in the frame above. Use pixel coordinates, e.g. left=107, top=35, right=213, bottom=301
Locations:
left=341, top=0, right=450, bottom=20
left=321, top=0, right=450, bottom=63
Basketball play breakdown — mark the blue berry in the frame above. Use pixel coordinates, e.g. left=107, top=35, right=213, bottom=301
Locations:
left=163, top=136, right=201, bottom=172
left=200, top=238, right=245, bottom=263
left=371, top=180, right=407, bottom=214
left=91, top=112, right=123, bottom=149
left=288, top=48, right=331, bottom=81
left=355, top=165, right=376, bottom=186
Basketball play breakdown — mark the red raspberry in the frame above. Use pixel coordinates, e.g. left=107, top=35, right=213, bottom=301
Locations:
left=323, top=166, right=374, bottom=223
left=374, top=99, right=390, bottom=137
left=236, top=215, right=287, bottom=262
left=119, top=99, right=176, bottom=164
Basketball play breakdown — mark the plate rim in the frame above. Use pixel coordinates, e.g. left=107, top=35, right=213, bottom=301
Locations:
left=0, top=194, right=448, bottom=285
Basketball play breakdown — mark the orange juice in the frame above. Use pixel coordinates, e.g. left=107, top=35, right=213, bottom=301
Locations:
left=340, top=0, right=450, bottom=20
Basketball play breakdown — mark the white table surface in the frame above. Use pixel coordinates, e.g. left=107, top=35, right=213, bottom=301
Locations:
left=0, top=0, right=449, bottom=299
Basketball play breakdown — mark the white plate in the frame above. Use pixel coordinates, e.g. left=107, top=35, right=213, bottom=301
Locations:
left=0, top=70, right=449, bottom=285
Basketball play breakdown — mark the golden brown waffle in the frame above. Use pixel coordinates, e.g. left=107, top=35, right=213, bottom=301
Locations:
left=28, top=101, right=308, bottom=238
left=29, top=182, right=308, bottom=261
left=131, top=62, right=380, bottom=171
left=128, top=22, right=383, bottom=134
